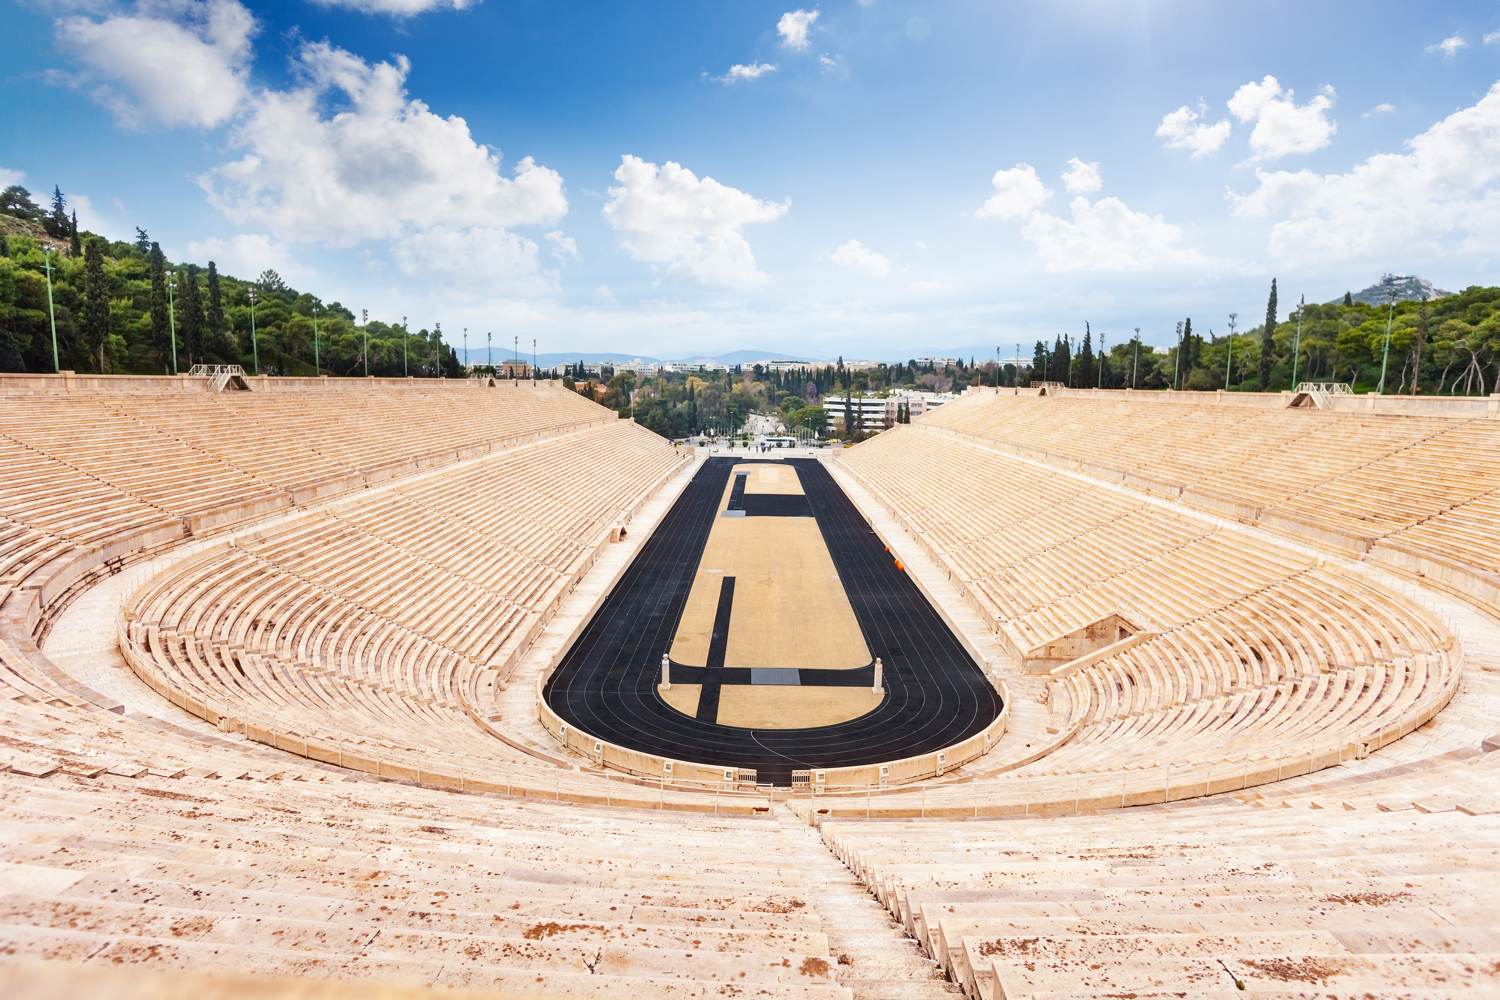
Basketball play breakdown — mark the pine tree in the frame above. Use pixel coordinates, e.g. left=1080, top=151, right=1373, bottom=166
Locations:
left=134, top=228, right=151, bottom=255
left=1259, top=278, right=1277, bottom=390
left=148, top=243, right=170, bottom=371
left=179, top=264, right=205, bottom=367
left=205, top=261, right=226, bottom=359
left=82, top=238, right=110, bottom=372
left=1342, top=290, right=1353, bottom=307
left=47, top=185, right=67, bottom=238
left=69, top=210, right=81, bottom=257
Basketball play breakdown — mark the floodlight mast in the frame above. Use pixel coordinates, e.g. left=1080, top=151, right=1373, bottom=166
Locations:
left=166, top=271, right=178, bottom=375
left=1377, top=276, right=1397, bottom=395
left=361, top=309, right=368, bottom=376
left=1290, top=296, right=1304, bottom=390
left=248, top=288, right=259, bottom=375
left=42, top=248, right=60, bottom=373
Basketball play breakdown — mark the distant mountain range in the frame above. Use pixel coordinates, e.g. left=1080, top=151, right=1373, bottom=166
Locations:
left=1335, top=275, right=1452, bottom=306
left=456, top=348, right=811, bottom=367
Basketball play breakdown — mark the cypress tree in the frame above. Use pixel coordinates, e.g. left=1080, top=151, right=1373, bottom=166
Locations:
left=179, top=264, right=204, bottom=367
left=0, top=232, right=8, bottom=256
left=70, top=210, right=81, bottom=257
left=1078, top=324, right=1096, bottom=389
left=1342, top=290, right=1353, bottom=307
left=1259, top=278, right=1277, bottom=390
left=148, top=242, right=170, bottom=371
left=82, top=238, right=110, bottom=372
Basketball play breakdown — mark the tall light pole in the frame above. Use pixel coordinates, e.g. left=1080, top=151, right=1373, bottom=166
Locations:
left=248, top=288, right=259, bottom=375
left=1132, top=327, right=1141, bottom=389
left=1377, top=277, right=1397, bottom=395
left=166, top=271, right=178, bottom=375
left=311, top=302, right=320, bottom=374
left=402, top=315, right=408, bottom=377
left=532, top=337, right=537, bottom=384
left=1290, top=295, right=1304, bottom=390
left=1099, top=333, right=1106, bottom=389
left=434, top=321, right=442, bottom=378
left=994, top=344, right=1000, bottom=388
left=1224, top=313, right=1237, bottom=390
left=42, top=247, right=59, bottom=373
left=462, top=327, right=468, bottom=375
left=361, top=308, right=368, bottom=376
left=1172, top=321, right=1182, bottom=390
left=486, top=331, right=492, bottom=370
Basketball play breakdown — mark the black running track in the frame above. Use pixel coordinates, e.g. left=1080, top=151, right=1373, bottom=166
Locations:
left=542, top=457, right=1002, bottom=785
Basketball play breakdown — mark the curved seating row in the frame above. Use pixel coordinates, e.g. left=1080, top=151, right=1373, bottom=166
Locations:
left=830, top=424, right=1461, bottom=817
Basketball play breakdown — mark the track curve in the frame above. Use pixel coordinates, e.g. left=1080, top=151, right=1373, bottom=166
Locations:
left=543, top=456, right=1003, bottom=785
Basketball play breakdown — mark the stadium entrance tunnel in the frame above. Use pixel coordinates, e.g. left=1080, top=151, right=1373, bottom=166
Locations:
left=542, top=456, right=1004, bottom=785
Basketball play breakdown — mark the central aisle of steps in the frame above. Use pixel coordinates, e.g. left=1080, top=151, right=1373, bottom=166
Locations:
left=773, top=806, right=963, bottom=999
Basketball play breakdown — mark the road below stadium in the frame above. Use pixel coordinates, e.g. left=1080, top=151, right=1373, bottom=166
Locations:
left=542, top=456, right=1003, bottom=785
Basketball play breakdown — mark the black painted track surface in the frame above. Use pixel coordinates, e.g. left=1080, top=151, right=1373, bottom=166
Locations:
left=542, top=457, right=1002, bottom=785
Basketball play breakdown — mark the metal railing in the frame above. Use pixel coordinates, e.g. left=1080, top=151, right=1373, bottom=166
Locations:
left=187, top=364, right=246, bottom=378
left=1295, top=381, right=1353, bottom=395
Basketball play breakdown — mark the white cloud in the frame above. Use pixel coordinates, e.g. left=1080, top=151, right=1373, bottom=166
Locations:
left=1061, top=157, right=1102, bottom=194
left=545, top=230, right=579, bottom=262
left=975, top=164, right=1051, bottom=222
left=309, top=0, right=476, bottom=15
left=1155, top=100, right=1232, bottom=157
left=53, top=0, right=255, bottom=129
left=1227, top=75, right=1336, bottom=161
left=1363, top=102, right=1396, bottom=118
left=1020, top=196, right=1206, bottom=273
left=602, top=154, right=788, bottom=289
left=392, top=226, right=555, bottom=297
left=712, top=62, right=777, bottom=83
left=1229, top=81, right=1500, bottom=268
left=1486, top=30, right=1500, bottom=46
left=186, top=233, right=305, bottom=285
left=778, top=9, right=819, bottom=51
left=818, top=52, right=846, bottom=78
left=200, top=42, right=567, bottom=246
left=829, top=239, right=891, bottom=277
left=0, top=167, right=24, bottom=188
left=1427, top=34, right=1468, bottom=58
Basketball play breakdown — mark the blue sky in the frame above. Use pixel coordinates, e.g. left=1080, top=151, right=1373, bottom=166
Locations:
left=4, top=1, right=1500, bottom=360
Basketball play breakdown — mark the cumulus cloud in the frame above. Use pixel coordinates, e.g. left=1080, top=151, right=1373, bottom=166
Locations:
left=1020, top=196, right=1205, bottom=273
left=392, top=226, right=556, bottom=296
left=1426, top=35, right=1468, bottom=58
left=545, top=230, right=579, bottom=262
left=52, top=0, right=255, bottom=129
left=829, top=239, right=891, bottom=277
left=602, top=154, right=788, bottom=289
left=1363, top=102, right=1396, bottom=118
left=309, top=0, right=476, bottom=15
left=712, top=62, right=776, bottom=83
left=778, top=9, right=819, bottom=50
left=1061, top=157, right=1102, bottom=194
left=975, top=164, right=1051, bottom=222
left=1155, top=100, right=1232, bottom=157
left=1486, top=30, right=1500, bottom=46
left=200, top=42, right=567, bottom=246
left=1229, top=80, right=1500, bottom=268
left=186, top=233, right=305, bottom=284
left=1227, top=75, right=1337, bottom=161
left=0, top=167, right=25, bottom=188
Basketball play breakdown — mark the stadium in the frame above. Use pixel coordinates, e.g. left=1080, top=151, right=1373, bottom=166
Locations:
left=0, top=369, right=1496, bottom=998
left=6, top=1, right=1500, bottom=996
